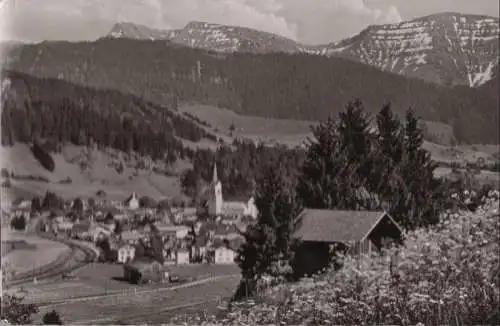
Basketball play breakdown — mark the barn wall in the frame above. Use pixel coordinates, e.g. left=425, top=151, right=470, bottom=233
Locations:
left=367, top=215, right=403, bottom=251
left=348, top=239, right=375, bottom=257
left=292, top=242, right=343, bottom=278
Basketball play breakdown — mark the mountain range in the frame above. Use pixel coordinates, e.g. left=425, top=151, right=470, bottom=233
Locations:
left=4, top=35, right=498, bottom=144
left=107, top=12, right=499, bottom=87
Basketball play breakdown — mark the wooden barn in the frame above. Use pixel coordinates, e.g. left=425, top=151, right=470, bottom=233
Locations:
left=123, top=258, right=168, bottom=285
left=293, top=209, right=403, bottom=277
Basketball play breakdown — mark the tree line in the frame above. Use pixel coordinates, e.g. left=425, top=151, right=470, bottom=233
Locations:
left=1, top=70, right=216, bottom=164
left=6, top=38, right=498, bottom=144
left=180, top=138, right=306, bottom=200
left=233, top=100, right=453, bottom=299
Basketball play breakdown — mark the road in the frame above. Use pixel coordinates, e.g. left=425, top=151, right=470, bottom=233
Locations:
left=35, top=274, right=241, bottom=324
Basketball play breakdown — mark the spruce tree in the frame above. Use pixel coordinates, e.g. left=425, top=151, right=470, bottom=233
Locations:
left=396, top=108, right=446, bottom=229
left=376, top=103, right=403, bottom=165
left=298, top=100, right=377, bottom=210
left=234, top=159, right=302, bottom=300
left=337, top=99, right=372, bottom=166
left=372, top=103, right=404, bottom=199
left=297, top=115, right=344, bottom=209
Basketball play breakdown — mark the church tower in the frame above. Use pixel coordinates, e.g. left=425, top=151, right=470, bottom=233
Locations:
left=207, top=161, right=223, bottom=216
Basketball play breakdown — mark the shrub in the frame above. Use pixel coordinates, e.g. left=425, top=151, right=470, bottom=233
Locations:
left=184, top=192, right=500, bottom=325
left=10, top=215, right=26, bottom=231
left=42, top=310, right=62, bottom=325
left=1, top=293, right=39, bottom=324
left=2, top=179, right=11, bottom=188
left=1, top=168, right=9, bottom=178
left=31, top=142, right=55, bottom=172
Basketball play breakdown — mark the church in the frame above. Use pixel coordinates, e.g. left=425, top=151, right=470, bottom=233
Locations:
left=206, top=162, right=258, bottom=219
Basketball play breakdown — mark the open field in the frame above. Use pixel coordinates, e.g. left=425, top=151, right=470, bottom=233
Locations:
left=180, top=104, right=500, bottom=165
left=0, top=144, right=184, bottom=201
left=1, top=105, right=498, bottom=203
left=32, top=274, right=240, bottom=324
left=2, top=232, right=70, bottom=275
left=178, top=103, right=315, bottom=147
left=10, top=262, right=239, bottom=305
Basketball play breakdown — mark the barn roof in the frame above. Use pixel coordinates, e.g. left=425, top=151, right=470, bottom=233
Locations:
left=125, top=257, right=162, bottom=272
left=294, top=209, right=399, bottom=243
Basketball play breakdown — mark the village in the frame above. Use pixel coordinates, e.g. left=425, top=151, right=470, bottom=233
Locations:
left=3, top=163, right=258, bottom=285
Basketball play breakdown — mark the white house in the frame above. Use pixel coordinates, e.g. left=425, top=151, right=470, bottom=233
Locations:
left=214, top=246, right=237, bottom=264
left=176, top=249, right=190, bottom=265
left=117, top=244, right=136, bottom=264
left=212, top=238, right=243, bottom=264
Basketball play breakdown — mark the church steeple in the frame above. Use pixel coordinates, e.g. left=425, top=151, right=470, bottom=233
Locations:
left=212, top=161, right=219, bottom=183
left=208, top=160, right=223, bottom=216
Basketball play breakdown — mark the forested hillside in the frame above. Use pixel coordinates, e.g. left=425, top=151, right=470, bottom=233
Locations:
left=5, top=38, right=498, bottom=144
left=1, top=70, right=216, bottom=163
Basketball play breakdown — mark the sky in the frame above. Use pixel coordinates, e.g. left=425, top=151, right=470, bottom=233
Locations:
left=0, top=0, right=499, bottom=44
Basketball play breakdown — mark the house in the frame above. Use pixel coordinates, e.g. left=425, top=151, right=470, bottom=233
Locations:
left=190, top=235, right=209, bottom=263
left=71, top=222, right=91, bottom=240
left=206, top=162, right=258, bottom=219
left=56, top=221, right=74, bottom=235
left=117, top=244, right=136, bottom=264
left=293, top=209, right=403, bottom=277
left=89, top=224, right=112, bottom=243
left=182, top=207, right=198, bottom=222
left=124, top=192, right=140, bottom=210
left=123, top=258, right=168, bottom=284
left=155, top=224, right=190, bottom=239
left=94, top=206, right=121, bottom=222
left=17, top=200, right=31, bottom=210
left=212, top=238, right=243, bottom=264
left=198, top=221, right=218, bottom=241
left=169, top=207, right=197, bottom=224
left=121, top=230, right=146, bottom=245
left=213, top=224, right=241, bottom=241
left=156, top=209, right=174, bottom=225
left=175, top=248, right=190, bottom=265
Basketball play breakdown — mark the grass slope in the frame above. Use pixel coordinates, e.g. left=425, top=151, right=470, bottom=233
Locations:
left=1, top=144, right=185, bottom=202
left=179, top=103, right=499, bottom=166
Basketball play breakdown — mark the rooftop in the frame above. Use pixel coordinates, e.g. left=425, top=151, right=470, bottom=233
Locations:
left=294, top=209, right=390, bottom=243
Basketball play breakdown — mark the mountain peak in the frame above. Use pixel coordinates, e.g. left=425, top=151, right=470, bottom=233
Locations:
left=105, top=12, right=499, bottom=87
left=108, top=22, right=177, bottom=40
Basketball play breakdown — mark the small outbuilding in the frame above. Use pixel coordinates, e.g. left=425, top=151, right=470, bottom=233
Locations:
left=293, top=209, right=403, bottom=277
left=123, top=258, right=168, bottom=285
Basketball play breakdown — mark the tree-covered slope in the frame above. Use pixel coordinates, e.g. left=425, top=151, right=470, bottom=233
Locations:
left=5, top=38, right=498, bottom=144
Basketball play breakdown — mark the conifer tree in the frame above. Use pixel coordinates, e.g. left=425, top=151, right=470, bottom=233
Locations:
left=396, top=108, right=446, bottom=229
left=298, top=100, right=377, bottom=210
left=372, top=103, right=404, bottom=199
left=234, top=159, right=302, bottom=300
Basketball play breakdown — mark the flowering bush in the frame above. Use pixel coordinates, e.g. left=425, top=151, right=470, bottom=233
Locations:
left=173, top=193, right=499, bottom=325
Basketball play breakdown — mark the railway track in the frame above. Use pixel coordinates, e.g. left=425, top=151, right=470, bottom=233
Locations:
left=5, top=236, right=98, bottom=287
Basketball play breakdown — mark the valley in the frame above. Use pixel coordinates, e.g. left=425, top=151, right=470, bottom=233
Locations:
left=2, top=5, right=500, bottom=325
left=2, top=100, right=499, bottom=203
